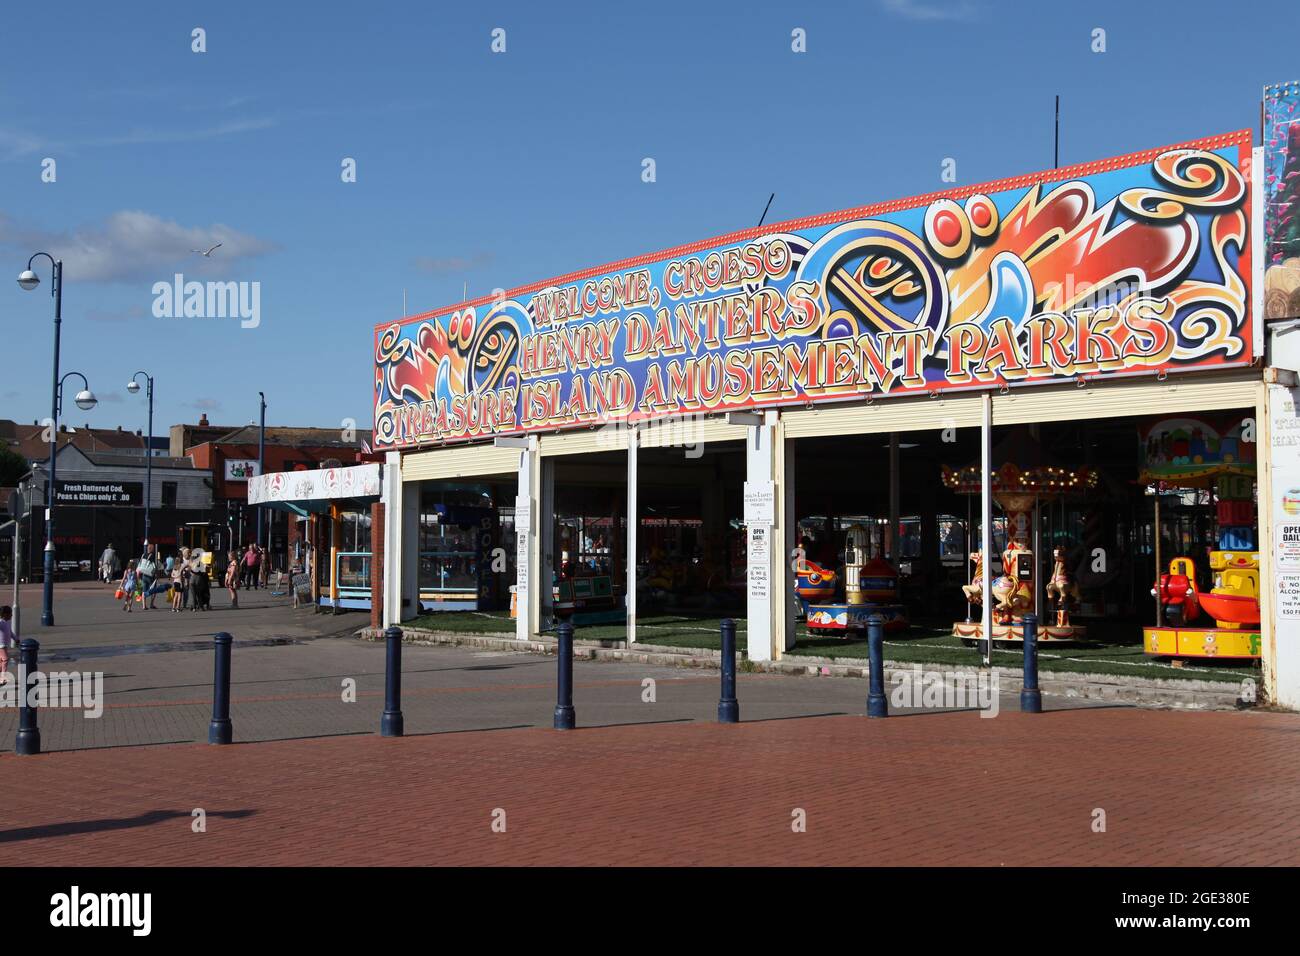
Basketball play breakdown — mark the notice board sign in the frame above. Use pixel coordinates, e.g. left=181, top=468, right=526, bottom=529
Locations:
left=53, top=480, right=142, bottom=507
left=1270, top=386, right=1300, bottom=620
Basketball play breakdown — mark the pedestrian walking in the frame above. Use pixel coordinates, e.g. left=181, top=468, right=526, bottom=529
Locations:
left=291, top=556, right=305, bottom=609
left=170, top=557, right=185, bottom=613
left=99, top=543, right=119, bottom=584
left=225, top=550, right=241, bottom=608
left=257, top=545, right=268, bottom=590
left=243, top=543, right=258, bottom=589
left=191, top=550, right=212, bottom=612
left=244, top=546, right=258, bottom=590
left=0, top=605, right=15, bottom=684
left=138, top=547, right=159, bottom=609
left=179, top=547, right=192, bottom=609
left=120, top=560, right=138, bottom=612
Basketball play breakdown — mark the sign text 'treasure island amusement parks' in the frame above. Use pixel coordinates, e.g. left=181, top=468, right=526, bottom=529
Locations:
left=374, top=130, right=1255, bottom=450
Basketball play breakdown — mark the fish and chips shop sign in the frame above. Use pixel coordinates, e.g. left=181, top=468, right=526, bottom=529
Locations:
left=374, top=130, right=1256, bottom=450
left=54, top=480, right=142, bottom=507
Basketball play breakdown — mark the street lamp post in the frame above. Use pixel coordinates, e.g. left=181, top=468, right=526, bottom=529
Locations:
left=257, top=391, right=266, bottom=548
left=128, top=372, right=155, bottom=552
left=42, top=372, right=98, bottom=624
left=17, top=255, right=97, bottom=626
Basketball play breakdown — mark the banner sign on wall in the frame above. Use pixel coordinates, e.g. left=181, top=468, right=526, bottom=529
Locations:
left=224, top=459, right=261, bottom=481
left=374, top=130, right=1255, bottom=450
left=53, top=481, right=142, bottom=507
left=1264, top=81, right=1300, bottom=320
left=248, top=463, right=382, bottom=507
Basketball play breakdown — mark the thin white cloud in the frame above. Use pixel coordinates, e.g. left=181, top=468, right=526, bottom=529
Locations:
left=0, top=127, right=48, bottom=159
left=879, top=0, right=980, bottom=21
left=88, top=117, right=276, bottom=147
left=0, top=210, right=278, bottom=283
left=413, top=252, right=495, bottom=275
left=86, top=305, right=149, bottom=323
left=0, top=116, right=275, bottom=158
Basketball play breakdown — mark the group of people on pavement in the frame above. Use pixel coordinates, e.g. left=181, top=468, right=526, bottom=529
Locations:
left=99, top=541, right=271, bottom=613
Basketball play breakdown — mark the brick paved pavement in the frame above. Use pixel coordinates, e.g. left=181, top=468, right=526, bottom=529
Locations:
left=3, top=583, right=1293, bottom=866
left=4, top=636, right=1073, bottom=752
left=3, top=706, right=1297, bottom=866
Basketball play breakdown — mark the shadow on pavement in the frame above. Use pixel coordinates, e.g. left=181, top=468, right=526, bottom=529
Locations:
left=405, top=723, right=536, bottom=737
left=0, top=808, right=255, bottom=843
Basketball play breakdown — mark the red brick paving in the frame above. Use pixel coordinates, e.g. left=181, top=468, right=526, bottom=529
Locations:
left=3, top=707, right=1298, bottom=866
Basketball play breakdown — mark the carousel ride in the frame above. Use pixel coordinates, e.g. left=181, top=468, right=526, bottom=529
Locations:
left=943, top=429, right=1096, bottom=644
left=794, top=523, right=908, bottom=635
left=1141, top=416, right=1261, bottom=661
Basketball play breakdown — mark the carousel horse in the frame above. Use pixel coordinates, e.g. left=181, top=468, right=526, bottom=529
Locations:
left=961, top=551, right=985, bottom=604
left=991, top=543, right=1032, bottom=625
left=1044, top=546, right=1081, bottom=625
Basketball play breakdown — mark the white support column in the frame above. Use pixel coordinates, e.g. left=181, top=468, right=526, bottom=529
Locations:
left=382, top=452, right=402, bottom=628
left=516, top=437, right=541, bottom=642
left=779, top=421, right=796, bottom=655
left=745, top=411, right=792, bottom=661
left=539, top=453, right=556, bottom=630
left=980, top=392, right=993, bottom=665
left=399, top=479, right=420, bottom=621
left=626, top=424, right=638, bottom=645
left=1261, top=375, right=1300, bottom=707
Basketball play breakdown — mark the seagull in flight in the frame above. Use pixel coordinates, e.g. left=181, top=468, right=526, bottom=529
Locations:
left=191, top=241, right=223, bottom=257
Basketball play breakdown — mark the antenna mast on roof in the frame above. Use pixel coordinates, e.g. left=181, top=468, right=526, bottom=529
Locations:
left=1054, top=94, right=1060, bottom=168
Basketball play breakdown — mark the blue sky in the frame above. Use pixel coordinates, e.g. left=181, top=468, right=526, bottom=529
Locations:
left=0, top=0, right=1294, bottom=433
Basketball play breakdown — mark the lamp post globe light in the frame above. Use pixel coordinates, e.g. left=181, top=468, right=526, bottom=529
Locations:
left=17, top=252, right=72, bottom=626
left=128, top=372, right=155, bottom=551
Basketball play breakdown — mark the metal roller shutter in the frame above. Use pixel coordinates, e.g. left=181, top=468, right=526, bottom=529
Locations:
left=401, top=444, right=522, bottom=482
left=781, top=393, right=984, bottom=438
left=538, top=429, right=618, bottom=457
left=991, top=371, right=1259, bottom=424
left=638, top=418, right=747, bottom=449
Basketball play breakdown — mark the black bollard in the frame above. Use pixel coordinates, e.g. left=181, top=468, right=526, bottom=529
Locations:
left=381, top=625, right=405, bottom=737
left=15, top=639, right=41, bottom=756
left=554, top=620, right=576, bottom=730
left=718, top=618, right=739, bottom=723
left=867, top=614, right=888, bottom=718
left=1020, top=613, right=1042, bottom=713
left=208, top=632, right=233, bottom=744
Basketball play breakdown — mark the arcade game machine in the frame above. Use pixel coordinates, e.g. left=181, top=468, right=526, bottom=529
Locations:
left=1140, top=416, right=1261, bottom=661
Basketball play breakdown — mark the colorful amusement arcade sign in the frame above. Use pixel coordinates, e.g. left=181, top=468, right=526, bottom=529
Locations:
left=374, top=130, right=1254, bottom=449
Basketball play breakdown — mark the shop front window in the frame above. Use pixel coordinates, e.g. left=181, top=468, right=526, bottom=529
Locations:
left=418, top=484, right=500, bottom=597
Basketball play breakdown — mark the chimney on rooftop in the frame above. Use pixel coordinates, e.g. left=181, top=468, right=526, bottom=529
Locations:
left=116, top=425, right=123, bottom=432
left=199, top=414, right=209, bottom=426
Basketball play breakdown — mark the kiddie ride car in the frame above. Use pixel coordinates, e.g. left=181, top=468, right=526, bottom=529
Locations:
left=794, top=524, right=908, bottom=637
left=1145, top=552, right=1262, bottom=660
